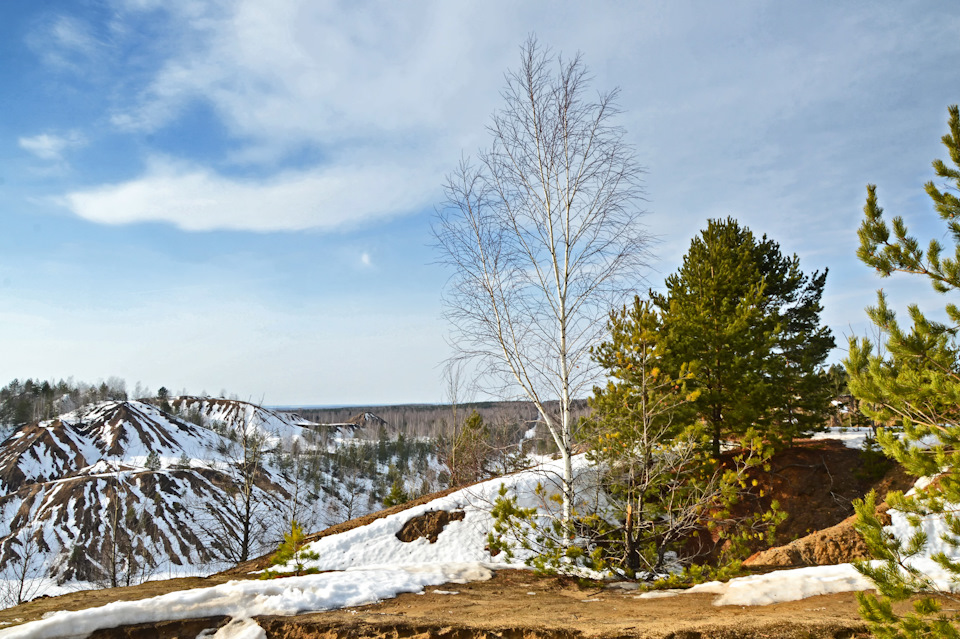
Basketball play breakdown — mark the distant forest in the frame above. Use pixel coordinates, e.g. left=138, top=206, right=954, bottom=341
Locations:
left=290, top=400, right=591, bottom=441
left=0, top=377, right=130, bottom=430
left=0, top=376, right=592, bottom=449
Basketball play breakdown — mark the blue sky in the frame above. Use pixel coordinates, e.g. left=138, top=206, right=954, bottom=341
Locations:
left=1, top=1, right=958, bottom=406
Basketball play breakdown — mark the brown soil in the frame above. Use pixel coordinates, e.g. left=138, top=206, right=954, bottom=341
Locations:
left=738, top=440, right=913, bottom=568
left=254, top=569, right=874, bottom=639
left=86, top=615, right=230, bottom=638
left=15, top=570, right=872, bottom=639
left=745, top=513, right=871, bottom=568
left=732, top=438, right=912, bottom=546
left=745, top=504, right=893, bottom=568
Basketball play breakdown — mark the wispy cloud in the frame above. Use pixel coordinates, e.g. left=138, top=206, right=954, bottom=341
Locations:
left=110, top=1, right=510, bottom=155
left=18, top=132, right=86, bottom=162
left=34, top=1, right=960, bottom=249
left=62, top=156, right=440, bottom=232
left=59, top=0, right=527, bottom=232
left=26, top=15, right=104, bottom=73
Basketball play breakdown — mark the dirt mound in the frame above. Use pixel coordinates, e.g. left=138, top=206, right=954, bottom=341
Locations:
left=745, top=497, right=902, bottom=568
left=744, top=508, right=884, bottom=568
left=396, top=510, right=465, bottom=543
left=732, top=438, right=912, bottom=548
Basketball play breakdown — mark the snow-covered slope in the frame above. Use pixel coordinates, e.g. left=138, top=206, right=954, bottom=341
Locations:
left=0, top=399, right=445, bottom=593
left=0, top=456, right=574, bottom=639
left=169, top=397, right=323, bottom=446
left=0, top=401, right=224, bottom=493
left=0, top=400, right=305, bottom=585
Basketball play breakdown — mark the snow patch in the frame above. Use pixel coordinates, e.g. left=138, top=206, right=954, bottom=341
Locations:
left=0, top=565, right=492, bottom=639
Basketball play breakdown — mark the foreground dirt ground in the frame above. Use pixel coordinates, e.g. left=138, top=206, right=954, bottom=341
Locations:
left=257, top=569, right=870, bottom=639
left=0, top=570, right=871, bottom=638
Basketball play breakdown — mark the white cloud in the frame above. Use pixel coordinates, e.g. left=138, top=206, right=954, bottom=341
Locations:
left=62, top=2, right=711, bottom=234
left=62, top=156, right=440, bottom=231
left=27, top=15, right=103, bottom=72
left=77, top=1, right=535, bottom=231
left=110, top=1, right=513, bottom=155
left=360, top=252, right=372, bottom=267
left=43, top=0, right=960, bottom=250
left=18, top=132, right=86, bottom=162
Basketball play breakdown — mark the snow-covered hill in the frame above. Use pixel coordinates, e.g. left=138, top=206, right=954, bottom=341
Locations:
left=0, top=456, right=569, bottom=638
left=168, top=396, right=333, bottom=446
left=0, top=401, right=225, bottom=493
left=0, top=398, right=445, bottom=599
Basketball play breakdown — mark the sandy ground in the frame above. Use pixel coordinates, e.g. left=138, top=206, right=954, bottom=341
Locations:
left=0, top=570, right=872, bottom=639
left=260, top=569, right=871, bottom=639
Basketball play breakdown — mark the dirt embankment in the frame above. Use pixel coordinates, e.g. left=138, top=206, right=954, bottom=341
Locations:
left=740, top=438, right=913, bottom=568
left=735, top=438, right=911, bottom=546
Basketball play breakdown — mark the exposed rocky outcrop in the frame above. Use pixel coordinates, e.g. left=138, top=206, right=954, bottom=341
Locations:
left=396, top=510, right=466, bottom=544
left=86, top=615, right=229, bottom=639
left=347, top=412, right=389, bottom=429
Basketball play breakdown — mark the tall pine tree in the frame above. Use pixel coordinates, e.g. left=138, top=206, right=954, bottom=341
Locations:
left=847, top=105, right=960, bottom=637
left=764, top=255, right=834, bottom=442
left=653, top=218, right=834, bottom=456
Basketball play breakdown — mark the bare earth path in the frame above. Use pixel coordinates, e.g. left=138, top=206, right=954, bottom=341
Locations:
left=0, top=569, right=870, bottom=638
left=256, top=569, right=869, bottom=639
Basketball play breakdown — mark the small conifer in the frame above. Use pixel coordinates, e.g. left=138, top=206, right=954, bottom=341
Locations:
left=261, top=521, right=319, bottom=579
left=847, top=105, right=960, bottom=635
left=144, top=450, right=161, bottom=471
left=174, top=452, right=191, bottom=470
left=382, top=479, right=409, bottom=507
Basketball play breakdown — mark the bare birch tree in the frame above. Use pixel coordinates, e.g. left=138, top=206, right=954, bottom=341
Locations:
left=438, top=360, right=480, bottom=487
left=200, top=415, right=276, bottom=564
left=0, top=527, right=46, bottom=608
left=434, top=36, right=650, bottom=529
